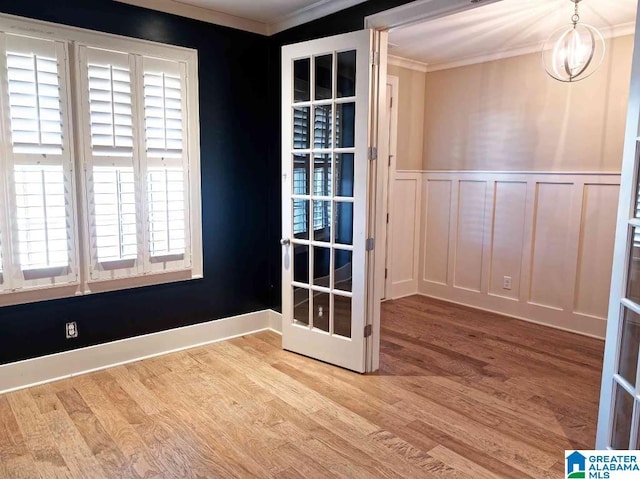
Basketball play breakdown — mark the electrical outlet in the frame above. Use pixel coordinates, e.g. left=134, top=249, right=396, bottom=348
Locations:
left=503, top=276, right=512, bottom=290
left=66, top=322, right=78, bottom=339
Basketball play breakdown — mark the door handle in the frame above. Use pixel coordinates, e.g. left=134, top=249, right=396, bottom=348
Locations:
left=280, top=238, right=291, bottom=246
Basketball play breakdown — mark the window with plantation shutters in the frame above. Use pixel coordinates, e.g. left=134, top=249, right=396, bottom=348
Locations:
left=0, top=15, right=201, bottom=307
left=77, top=51, right=193, bottom=283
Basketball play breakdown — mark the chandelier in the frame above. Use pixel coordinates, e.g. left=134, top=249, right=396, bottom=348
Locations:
left=542, top=0, right=606, bottom=82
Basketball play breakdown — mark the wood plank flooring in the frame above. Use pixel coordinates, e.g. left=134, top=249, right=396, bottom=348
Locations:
left=0, top=295, right=604, bottom=478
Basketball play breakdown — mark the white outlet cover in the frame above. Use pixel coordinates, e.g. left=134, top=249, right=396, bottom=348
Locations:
left=66, top=322, right=78, bottom=339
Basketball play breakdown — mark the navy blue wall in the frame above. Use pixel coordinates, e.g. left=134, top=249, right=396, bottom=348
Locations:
left=0, top=0, right=270, bottom=365
left=266, top=0, right=416, bottom=311
left=0, top=0, right=416, bottom=365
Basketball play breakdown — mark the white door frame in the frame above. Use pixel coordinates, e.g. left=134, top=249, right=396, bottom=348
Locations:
left=382, top=75, right=399, bottom=300
left=363, top=0, right=506, bottom=373
left=364, top=0, right=504, bottom=31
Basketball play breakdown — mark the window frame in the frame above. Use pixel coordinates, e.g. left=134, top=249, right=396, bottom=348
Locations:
left=0, top=13, right=203, bottom=306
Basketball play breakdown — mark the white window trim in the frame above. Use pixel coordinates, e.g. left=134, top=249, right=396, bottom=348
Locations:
left=0, top=13, right=203, bottom=307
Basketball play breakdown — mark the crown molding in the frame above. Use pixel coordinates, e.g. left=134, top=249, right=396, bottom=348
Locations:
left=115, top=0, right=269, bottom=35
left=425, top=21, right=636, bottom=73
left=115, top=0, right=368, bottom=36
left=388, top=54, right=429, bottom=73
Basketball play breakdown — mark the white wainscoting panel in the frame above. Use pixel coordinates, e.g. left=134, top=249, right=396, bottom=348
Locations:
left=454, top=181, right=488, bottom=292
left=388, top=171, right=422, bottom=298
left=574, top=184, right=619, bottom=320
left=390, top=170, right=621, bottom=338
left=423, top=180, right=452, bottom=284
left=529, top=182, right=574, bottom=310
left=489, top=181, right=527, bottom=300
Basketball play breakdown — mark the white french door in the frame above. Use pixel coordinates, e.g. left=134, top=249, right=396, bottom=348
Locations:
left=281, top=30, right=385, bottom=373
left=597, top=3, right=640, bottom=449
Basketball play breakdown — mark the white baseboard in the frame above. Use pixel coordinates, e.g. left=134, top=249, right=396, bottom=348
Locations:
left=269, top=310, right=283, bottom=334
left=0, top=309, right=282, bottom=396
left=391, top=279, right=419, bottom=300
left=415, top=291, right=605, bottom=340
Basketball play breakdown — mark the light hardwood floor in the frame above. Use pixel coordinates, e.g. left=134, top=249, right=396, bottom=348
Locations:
left=0, top=295, right=604, bottom=478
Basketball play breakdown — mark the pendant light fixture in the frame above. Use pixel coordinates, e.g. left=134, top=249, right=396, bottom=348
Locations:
left=542, top=0, right=606, bottom=82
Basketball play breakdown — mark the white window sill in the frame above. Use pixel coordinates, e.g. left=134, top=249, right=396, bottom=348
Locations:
left=84, top=269, right=202, bottom=295
left=0, top=269, right=203, bottom=308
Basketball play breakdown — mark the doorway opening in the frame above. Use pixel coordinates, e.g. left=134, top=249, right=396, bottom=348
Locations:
left=371, top=0, right=638, bottom=450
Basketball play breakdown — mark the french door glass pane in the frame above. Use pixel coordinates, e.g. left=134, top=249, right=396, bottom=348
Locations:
left=293, top=107, right=310, bottom=149
left=337, top=50, right=356, bottom=98
left=334, top=201, right=353, bottom=245
left=335, top=102, right=355, bottom=148
left=293, top=286, right=310, bottom=326
left=293, top=154, right=310, bottom=195
left=312, top=290, right=330, bottom=332
left=313, top=200, right=331, bottom=242
left=314, top=105, right=332, bottom=149
left=314, top=154, right=332, bottom=197
left=612, top=382, right=634, bottom=449
left=334, top=249, right=352, bottom=292
left=293, top=58, right=310, bottom=103
left=334, top=294, right=352, bottom=338
left=619, top=307, right=640, bottom=386
left=314, top=54, right=332, bottom=100
left=313, top=246, right=330, bottom=287
left=293, top=199, right=309, bottom=239
left=293, top=244, right=309, bottom=285
left=335, top=153, right=354, bottom=197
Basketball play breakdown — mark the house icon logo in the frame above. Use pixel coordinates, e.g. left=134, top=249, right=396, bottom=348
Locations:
left=566, top=451, right=587, bottom=478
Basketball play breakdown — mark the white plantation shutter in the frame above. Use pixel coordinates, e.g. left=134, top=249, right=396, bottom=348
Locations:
left=14, top=165, right=68, bottom=269
left=92, top=167, right=137, bottom=262
left=148, top=167, right=186, bottom=257
left=140, top=57, right=190, bottom=271
left=144, top=71, right=183, bottom=158
left=79, top=47, right=140, bottom=279
left=6, top=51, right=63, bottom=155
left=0, top=33, right=77, bottom=289
left=88, top=63, right=134, bottom=156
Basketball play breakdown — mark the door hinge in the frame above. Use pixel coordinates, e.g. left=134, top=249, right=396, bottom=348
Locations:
left=385, top=268, right=388, bottom=279
left=364, top=324, right=373, bottom=338
left=368, top=147, right=378, bottom=161
left=371, top=51, right=380, bottom=66
left=386, top=213, right=389, bottom=224
left=366, top=237, right=375, bottom=251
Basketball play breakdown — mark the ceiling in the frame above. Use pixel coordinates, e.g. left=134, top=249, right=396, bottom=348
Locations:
left=115, top=0, right=366, bottom=35
left=388, top=0, right=637, bottom=72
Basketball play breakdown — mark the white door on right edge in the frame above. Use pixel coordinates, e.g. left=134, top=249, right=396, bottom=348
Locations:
left=597, top=1, right=640, bottom=450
